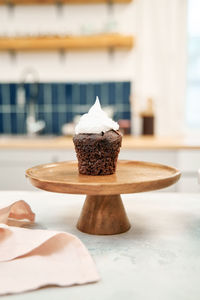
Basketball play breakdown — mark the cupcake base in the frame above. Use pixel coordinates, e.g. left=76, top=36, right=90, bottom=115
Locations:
left=73, top=130, right=122, bottom=176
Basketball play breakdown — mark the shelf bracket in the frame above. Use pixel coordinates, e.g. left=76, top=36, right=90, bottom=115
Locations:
left=55, top=0, right=63, bottom=16
left=108, top=47, right=115, bottom=60
left=9, top=50, right=17, bottom=63
left=59, top=49, right=66, bottom=63
left=5, top=0, right=15, bottom=16
left=107, top=0, right=114, bottom=14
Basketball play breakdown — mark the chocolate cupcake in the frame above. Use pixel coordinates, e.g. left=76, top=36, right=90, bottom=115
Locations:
left=73, top=97, right=122, bottom=175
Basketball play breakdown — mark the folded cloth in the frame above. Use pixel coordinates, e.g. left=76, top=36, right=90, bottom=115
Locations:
left=0, top=201, right=99, bottom=295
left=0, top=200, right=35, bottom=224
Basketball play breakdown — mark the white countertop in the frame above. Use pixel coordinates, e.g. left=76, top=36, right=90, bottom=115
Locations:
left=1, top=191, right=200, bottom=300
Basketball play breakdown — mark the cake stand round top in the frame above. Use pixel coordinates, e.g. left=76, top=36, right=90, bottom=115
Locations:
left=26, top=160, right=181, bottom=195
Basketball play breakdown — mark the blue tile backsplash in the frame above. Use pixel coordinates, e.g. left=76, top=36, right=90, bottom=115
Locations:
left=0, top=82, right=131, bottom=135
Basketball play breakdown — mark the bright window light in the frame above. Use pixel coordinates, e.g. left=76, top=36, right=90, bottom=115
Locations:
left=186, top=0, right=200, bottom=128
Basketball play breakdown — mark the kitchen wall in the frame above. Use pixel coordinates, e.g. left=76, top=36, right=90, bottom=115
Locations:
left=0, top=0, right=187, bottom=136
left=0, top=3, right=136, bottom=82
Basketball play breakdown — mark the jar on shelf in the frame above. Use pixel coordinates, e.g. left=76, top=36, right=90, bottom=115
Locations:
left=140, top=98, right=155, bottom=135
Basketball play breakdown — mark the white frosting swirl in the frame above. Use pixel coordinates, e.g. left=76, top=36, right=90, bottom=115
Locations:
left=75, top=97, right=119, bottom=134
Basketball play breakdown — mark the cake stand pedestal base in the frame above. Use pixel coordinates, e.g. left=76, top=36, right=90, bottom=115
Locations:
left=77, top=194, right=130, bottom=235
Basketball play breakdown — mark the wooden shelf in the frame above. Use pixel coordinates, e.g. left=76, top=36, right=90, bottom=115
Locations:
left=0, top=0, right=132, bottom=5
left=0, top=34, right=134, bottom=51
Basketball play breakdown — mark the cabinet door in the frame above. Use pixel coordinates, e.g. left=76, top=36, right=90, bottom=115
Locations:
left=0, top=149, right=77, bottom=190
left=176, top=150, right=200, bottom=192
left=177, top=150, right=200, bottom=172
left=0, top=150, right=53, bottom=190
left=50, top=150, right=76, bottom=162
left=119, top=150, right=177, bottom=167
left=0, top=164, right=34, bottom=191
left=176, top=175, right=200, bottom=193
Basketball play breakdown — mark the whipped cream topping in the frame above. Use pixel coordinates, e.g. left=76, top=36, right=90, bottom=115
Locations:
left=75, top=97, right=119, bottom=134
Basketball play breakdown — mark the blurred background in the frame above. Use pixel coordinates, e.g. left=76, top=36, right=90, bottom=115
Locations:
left=0, top=0, right=199, bottom=192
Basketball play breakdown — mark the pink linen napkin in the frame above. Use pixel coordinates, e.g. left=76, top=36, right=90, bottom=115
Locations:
left=0, top=200, right=99, bottom=295
left=0, top=200, right=35, bottom=225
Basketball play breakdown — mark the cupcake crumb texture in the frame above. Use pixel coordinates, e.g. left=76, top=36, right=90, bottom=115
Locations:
left=73, top=130, right=122, bottom=176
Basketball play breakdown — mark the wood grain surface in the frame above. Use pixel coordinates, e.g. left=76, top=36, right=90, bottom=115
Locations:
left=0, top=35, right=133, bottom=51
left=77, top=194, right=130, bottom=235
left=0, top=0, right=132, bottom=4
left=26, top=160, right=180, bottom=235
left=26, top=160, right=181, bottom=195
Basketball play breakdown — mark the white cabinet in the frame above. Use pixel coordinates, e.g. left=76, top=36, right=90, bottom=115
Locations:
left=176, top=175, right=200, bottom=193
left=0, top=148, right=199, bottom=192
left=119, top=150, right=177, bottom=166
left=0, top=149, right=76, bottom=191
left=176, top=150, right=200, bottom=193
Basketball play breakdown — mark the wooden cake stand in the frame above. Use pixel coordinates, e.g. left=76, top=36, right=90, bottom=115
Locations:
left=26, top=160, right=181, bottom=235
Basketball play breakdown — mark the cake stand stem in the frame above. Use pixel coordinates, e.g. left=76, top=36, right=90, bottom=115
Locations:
left=77, top=194, right=130, bottom=235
